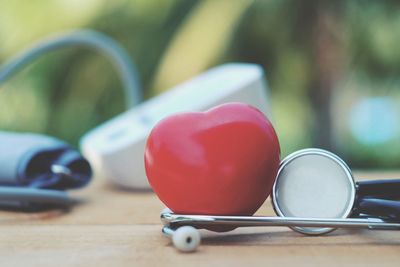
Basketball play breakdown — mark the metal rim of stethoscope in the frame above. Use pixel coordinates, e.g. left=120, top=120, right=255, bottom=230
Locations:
left=271, top=148, right=357, bottom=235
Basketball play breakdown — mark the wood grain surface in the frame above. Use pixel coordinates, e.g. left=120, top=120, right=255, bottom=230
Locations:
left=0, top=171, right=399, bottom=267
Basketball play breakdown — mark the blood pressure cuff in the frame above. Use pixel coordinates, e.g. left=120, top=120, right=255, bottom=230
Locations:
left=0, top=131, right=92, bottom=190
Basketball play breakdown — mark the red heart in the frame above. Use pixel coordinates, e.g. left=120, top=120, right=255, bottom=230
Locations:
left=145, top=103, right=280, bottom=216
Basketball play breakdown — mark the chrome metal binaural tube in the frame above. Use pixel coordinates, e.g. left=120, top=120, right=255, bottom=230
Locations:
left=161, top=212, right=400, bottom=231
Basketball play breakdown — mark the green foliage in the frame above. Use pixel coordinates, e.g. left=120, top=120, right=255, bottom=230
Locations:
left=1, top=0, right=400, bottom=167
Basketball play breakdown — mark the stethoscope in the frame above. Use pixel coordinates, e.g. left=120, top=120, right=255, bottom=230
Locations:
left=160, top=148, right=400, bottom=252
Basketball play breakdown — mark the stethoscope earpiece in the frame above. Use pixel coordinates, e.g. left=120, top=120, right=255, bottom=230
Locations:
left=163, top=226, right=201, bottom=253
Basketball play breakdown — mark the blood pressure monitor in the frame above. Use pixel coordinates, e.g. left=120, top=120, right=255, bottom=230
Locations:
left=80, top=63, right=272, bottom=189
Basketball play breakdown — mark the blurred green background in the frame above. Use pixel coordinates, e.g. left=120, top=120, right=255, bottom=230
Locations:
left=1, top=0, right=400, bottom=168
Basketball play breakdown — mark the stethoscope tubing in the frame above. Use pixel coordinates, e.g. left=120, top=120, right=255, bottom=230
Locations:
left=355, top=198, right=400, bottom=219
left=357, top=179, right=400, bottom=199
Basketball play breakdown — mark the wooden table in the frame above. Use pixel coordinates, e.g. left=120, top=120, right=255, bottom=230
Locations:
left=1, top=171, right=399, bottom=267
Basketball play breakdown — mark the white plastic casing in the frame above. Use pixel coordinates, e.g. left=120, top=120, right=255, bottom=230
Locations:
left=80, top=63, right=271, bottom=189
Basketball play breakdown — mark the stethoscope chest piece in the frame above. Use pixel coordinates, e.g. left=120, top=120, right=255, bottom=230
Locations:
left=271, top=148, right=400, bottom=235
left=160, top=148, right=400, bottom=251
left=272, top=149, right=356, bottom=234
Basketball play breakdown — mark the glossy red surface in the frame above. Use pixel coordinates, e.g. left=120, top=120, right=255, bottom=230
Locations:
left=145, top=103, right=280, bottom=217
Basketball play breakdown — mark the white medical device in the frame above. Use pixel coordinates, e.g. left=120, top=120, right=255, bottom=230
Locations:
left=80, top=63, right=272, bottom=189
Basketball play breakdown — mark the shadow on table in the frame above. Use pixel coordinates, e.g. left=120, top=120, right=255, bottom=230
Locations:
left=101, top=179, right=154, bottom=194
left=199, top=229, right=400, bottom=247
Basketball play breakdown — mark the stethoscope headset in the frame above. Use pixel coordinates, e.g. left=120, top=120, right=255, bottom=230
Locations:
left=0, top=30, right=142, bottom=210
left=161, top=148, right=400, bottom=252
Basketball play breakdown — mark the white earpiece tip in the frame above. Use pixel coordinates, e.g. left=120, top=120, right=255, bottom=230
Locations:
left=172, top=226, right=201, bottom=252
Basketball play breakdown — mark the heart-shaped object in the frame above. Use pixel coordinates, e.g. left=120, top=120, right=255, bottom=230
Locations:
left=145, top=103, right=280, bottom=216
